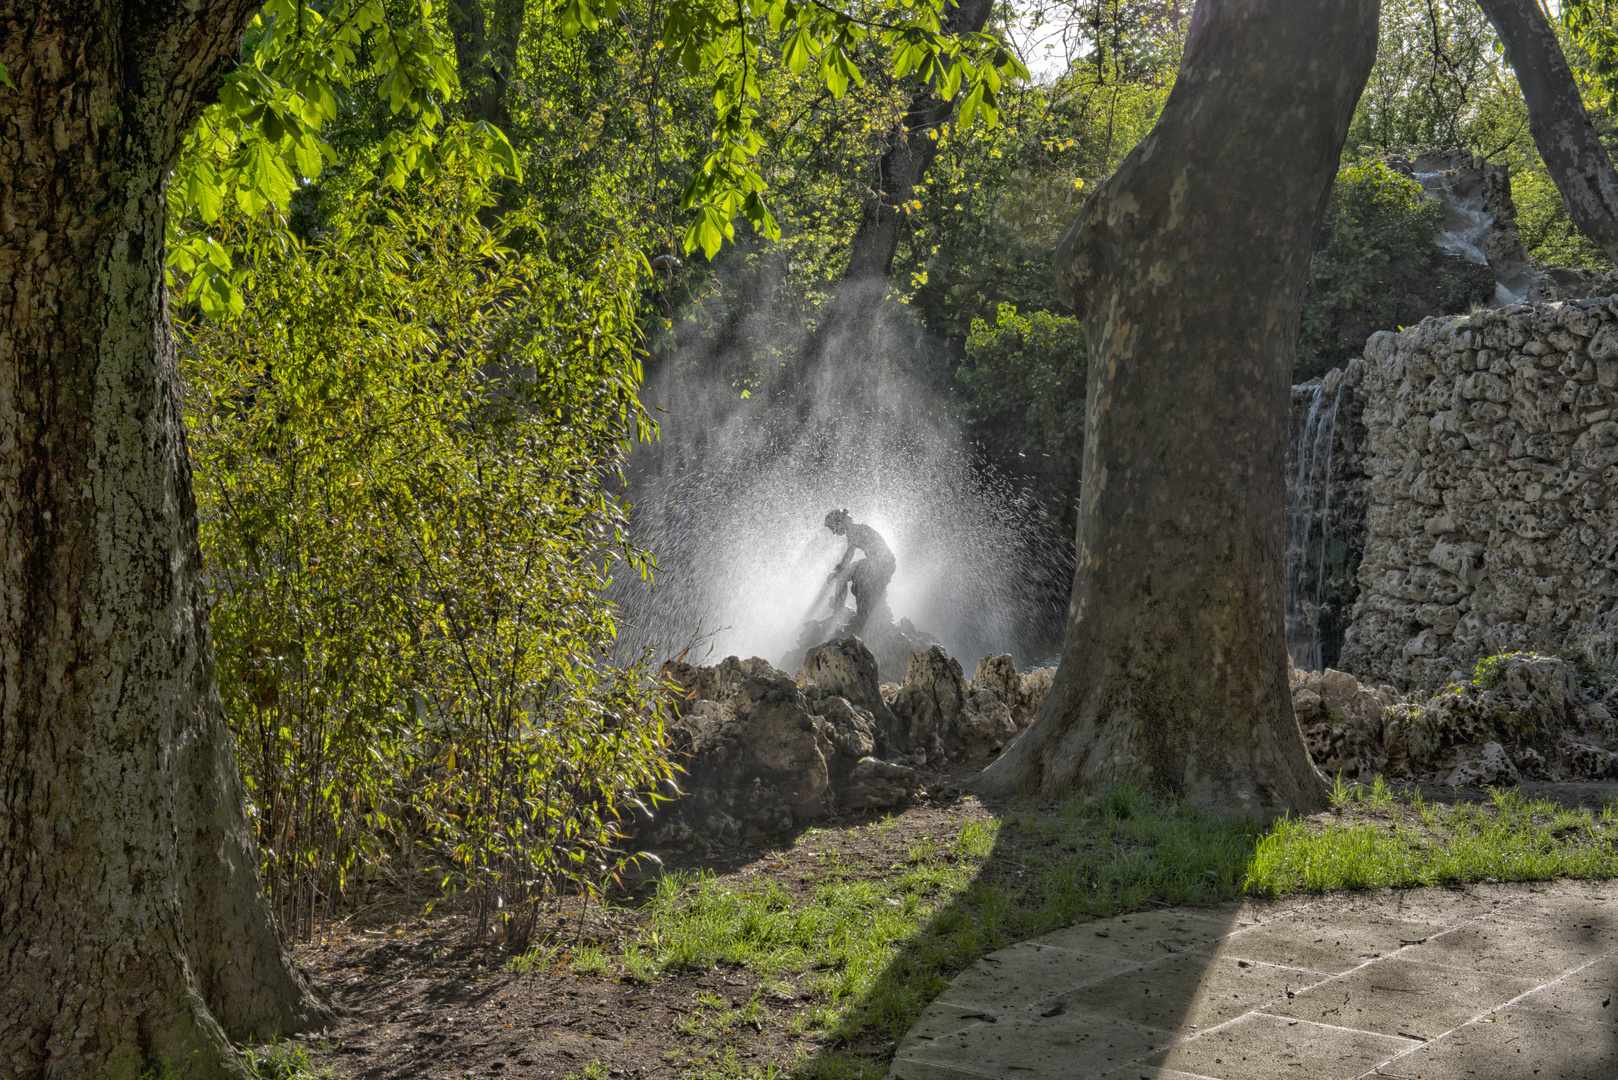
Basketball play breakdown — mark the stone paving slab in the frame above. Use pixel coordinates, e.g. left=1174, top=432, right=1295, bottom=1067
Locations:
left=889, top=880, right=1618, bottom=1080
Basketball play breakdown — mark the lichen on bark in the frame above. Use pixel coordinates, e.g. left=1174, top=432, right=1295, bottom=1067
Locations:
left=1, top=3, right=328, bottom=1076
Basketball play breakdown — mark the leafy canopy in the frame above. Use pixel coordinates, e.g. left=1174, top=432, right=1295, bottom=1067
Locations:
left=165, top=0, right=1029, bottom=317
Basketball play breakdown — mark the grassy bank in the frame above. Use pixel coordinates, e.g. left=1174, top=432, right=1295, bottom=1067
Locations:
left=506, top=780, right=1618, bottom=1080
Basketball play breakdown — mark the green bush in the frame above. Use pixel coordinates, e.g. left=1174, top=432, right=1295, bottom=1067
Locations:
left=957, top=303, right=1087, bottom=504
left=1297, top=160, right=1495, bottom=380
left=181, top=168, right=671, bottom=944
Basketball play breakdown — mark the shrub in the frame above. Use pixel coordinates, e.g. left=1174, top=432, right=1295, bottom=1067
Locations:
left=181, top=168, right=671, bottom=943
left=1297, top=160, right=1495, bottom=380
left=957, top=303, right=1087, bottom=505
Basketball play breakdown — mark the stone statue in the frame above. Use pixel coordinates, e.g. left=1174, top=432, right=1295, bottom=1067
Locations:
left=824, top=508, right=895, bottom=633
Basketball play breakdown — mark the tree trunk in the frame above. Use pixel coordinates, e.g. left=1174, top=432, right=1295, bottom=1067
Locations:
left=971, top=0, right=1379, bottom=813
left=450, top=0, right=527, bottom=130
left=804, top=0, right=997, bottom=373
left=1474, top=0, right=1618, bottom=265
left=0, top=4, right=329, bottom=1077
left=841, top=0, right=997, bottom=284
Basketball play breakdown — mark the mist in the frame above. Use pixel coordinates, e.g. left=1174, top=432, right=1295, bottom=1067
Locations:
left=611, top=267, right=1072, bottom=674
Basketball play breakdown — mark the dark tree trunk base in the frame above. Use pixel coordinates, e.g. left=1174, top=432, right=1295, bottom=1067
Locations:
left=971, top=0, right=1380, bottom=815
left=1, top=4, right=331, bottom=1076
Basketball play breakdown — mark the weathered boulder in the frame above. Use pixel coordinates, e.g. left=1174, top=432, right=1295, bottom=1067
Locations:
left=841, top=757, right=924, bottom=810
left=1017, top=665, right=1056, bottom=723
left=647, top=654, right=921, bottom=849
left=1292, top=651, right=1618, bottom=785
left=797, top=637, right=901, bottom=751
left=1289, top=665, right=1404, bottom=780
left=887, top=646, right=1019, bottom=765
left=970, top=654, right=1023, bottom=715
left=798, top=636, right=883, bottom=705
left=650, top=643, right=1056, bottom=847
left=785, top=614, right=939, bottom=683
left=968, top=654, right=1055, bottom=727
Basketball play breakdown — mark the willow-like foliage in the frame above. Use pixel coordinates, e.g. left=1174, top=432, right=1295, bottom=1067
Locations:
left=181, top=168, right=670, bottom=945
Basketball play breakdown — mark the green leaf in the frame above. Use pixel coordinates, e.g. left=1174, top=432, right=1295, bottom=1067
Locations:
left=560, top=0, right=599, bottom=37
left=185, top=164, right=225, bottom=224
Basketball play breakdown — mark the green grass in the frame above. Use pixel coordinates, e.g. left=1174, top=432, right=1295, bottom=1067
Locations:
left=564, top=781, right=1618, bottom=1080
left=637, top=786, right=1266, bottom=1080
left=243, top=1043, right=336, bottom=1080
left=505, top=940, right=561, bottom=973
left=679, top=1047, right=784, bottom=1079
left=1246, top=781, right=1618, bottom=894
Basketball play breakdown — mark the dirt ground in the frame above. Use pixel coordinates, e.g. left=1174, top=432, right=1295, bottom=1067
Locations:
left=284, top=776, right=1618, bottom=1080
left=292, top=777, right=997, bottom=1080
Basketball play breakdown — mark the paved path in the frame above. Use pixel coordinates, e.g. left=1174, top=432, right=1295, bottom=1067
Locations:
left=890, top=881, right=1618, bottom=1080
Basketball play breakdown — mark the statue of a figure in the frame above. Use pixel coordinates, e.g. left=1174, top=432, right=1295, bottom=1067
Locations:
left=824, top=508, right=895, bottom=633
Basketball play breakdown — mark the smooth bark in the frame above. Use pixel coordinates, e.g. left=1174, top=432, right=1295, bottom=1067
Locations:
left=972, top=0, right=1379, bottom=813
left=1475, top=0, right=1618, bottom=265
left=0, top=3, right=328, bottom=1077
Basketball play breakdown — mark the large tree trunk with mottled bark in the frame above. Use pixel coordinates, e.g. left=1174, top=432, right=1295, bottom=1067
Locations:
left=1475, top=0, right=1618, bottom=266
left=0, top=4, right=328, bottom=1077
left=971, top=0, right=1379, bottom=813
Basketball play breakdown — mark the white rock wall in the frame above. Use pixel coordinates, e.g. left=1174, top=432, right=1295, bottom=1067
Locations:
left=1338, top=298, right=1618, bottom=689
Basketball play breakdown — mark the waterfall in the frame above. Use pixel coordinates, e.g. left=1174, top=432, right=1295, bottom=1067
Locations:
left=1285, top=369, right=1345, bottom=672
left=1411, top=169, right=1494, bottom=268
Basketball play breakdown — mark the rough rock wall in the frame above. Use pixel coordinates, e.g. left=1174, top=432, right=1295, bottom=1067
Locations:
left=1291, top=653, right=1618, bottom=786
left=1338, top=300, right=1618, bottom=689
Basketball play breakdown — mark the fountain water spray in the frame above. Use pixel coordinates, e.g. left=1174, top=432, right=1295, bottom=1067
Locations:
left=612, top=278, right=1069, bottom=673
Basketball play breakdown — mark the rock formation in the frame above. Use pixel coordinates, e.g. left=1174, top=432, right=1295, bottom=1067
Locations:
left=1331, top=300, right=1618, bottom=690
left=1291, top=650, right=1618, bottom=785
left=786, top=609, right=939, bottom=684
left=645, top=639, right=1053, bottom=848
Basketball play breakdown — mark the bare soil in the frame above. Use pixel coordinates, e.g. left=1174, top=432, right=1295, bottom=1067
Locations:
left=293, top=778, right=998, bottom=1080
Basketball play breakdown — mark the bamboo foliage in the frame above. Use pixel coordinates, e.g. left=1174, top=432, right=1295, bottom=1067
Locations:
left=181, top=168, right=671, bottom=943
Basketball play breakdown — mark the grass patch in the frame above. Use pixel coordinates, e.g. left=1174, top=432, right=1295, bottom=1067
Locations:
left=571, top=781, right=1618, bottom=1080
left=505, top=941, right=561, bottom=973
left=1246, top=780, right=1618, bottom=894
left=641, top=785, right=1264, bottom=1078
left=243, top=1043, right=336, bottom=1080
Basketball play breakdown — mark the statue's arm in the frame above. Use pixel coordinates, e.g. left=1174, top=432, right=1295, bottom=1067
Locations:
left=833, top=540, right=858, bottom=577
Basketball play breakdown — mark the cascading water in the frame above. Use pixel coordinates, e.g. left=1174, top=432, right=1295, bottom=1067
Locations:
left=1411, top=169, right=1494, bottom=269
left=1285, top=369, right=1345, bottom=672
left=1407, top=152, right=1540, bottom=305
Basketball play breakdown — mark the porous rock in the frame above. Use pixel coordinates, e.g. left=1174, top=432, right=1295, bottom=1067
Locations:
left=645, top=654, right=916, bottom=849
left=1335, top=299, right=1618, bottom=690
left=797, top=637, right=901, bottom=752
left=1291, top=652, right=1618, bottom=785
left=650, top=642, right=1049, bottom=846
left=887, top=647, right=1020, bottom=766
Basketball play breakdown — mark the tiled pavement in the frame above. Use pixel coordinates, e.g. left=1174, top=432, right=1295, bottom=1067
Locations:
left=889, top=881, right=1618, bottom=1080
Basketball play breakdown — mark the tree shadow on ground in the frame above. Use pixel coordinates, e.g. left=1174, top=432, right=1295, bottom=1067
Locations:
left=789, top=785, right=1271, bottom=1080
left=785, top=781, right=1618, bottom=1080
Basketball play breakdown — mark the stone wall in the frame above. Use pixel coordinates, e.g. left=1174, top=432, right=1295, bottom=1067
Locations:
left=1337, top=299, right=1618, bottom=689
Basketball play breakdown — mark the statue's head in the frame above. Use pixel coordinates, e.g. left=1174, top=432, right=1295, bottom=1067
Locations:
left=824, top=508, right=850, bottom=535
